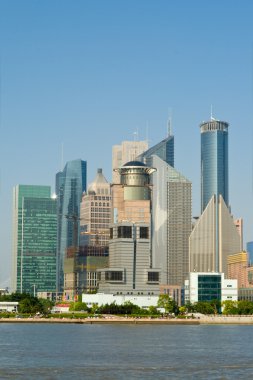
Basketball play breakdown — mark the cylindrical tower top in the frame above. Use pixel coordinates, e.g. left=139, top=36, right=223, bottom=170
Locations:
left=200, top=120, right=229, bottom=133
left=114, top=160, right=156, bottom=187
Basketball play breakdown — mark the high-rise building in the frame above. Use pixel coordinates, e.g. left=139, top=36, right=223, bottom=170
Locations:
left=12, top=185, right=57, bottom=294
left=145, top=155, right=191, bottom=286
left=138, top=133, right=174, bottom=167
left=56, top=159, right=87, bottom=292
left=137, top=130, right=191, bottom=287
left=190, top=118, right=240, bottom=278
left=200, top=119, right=229, bottom=213
left=112, top=140, right=148, bottom=183
left=189, top=195, right=241, bottom=276
left=247, top=241, right=253, bottom=265
left=227, top=251, right=249, bottom=288
left=64, top=169, right=111, bottom=298
left=98, top=160, right=160, bottom=295
left=234, top=218, right=243, bottom=251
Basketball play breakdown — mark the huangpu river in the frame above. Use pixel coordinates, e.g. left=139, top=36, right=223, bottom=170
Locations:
left=0, top=323, right=253, bottom=379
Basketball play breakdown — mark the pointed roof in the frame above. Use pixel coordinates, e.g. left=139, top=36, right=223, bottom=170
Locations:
left=87, top=168, right=108, bottom=194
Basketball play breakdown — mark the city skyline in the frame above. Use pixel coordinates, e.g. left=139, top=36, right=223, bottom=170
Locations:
left=0, top=1, right=253, bottom=286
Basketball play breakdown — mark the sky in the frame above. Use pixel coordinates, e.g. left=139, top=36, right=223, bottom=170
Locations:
left=0, top=0, right=252, bottom=287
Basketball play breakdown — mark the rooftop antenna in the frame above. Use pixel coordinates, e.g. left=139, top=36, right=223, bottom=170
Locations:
left=167, top=108, right=173, bottom=136
left=61, top=142, right=64, bottom=171
left=133, top=129, right=138, bottom=159
left=210, top=104, right=215, bottom=121
left=145, top=121, right=150, bottom=147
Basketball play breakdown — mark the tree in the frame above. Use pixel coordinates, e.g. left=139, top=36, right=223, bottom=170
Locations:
left=69, top=302, right=89, bottom=312
left=194, top=301, right=215, bottom=315
left=222, top=300, right=238, bottom=315
left=157, top=295, right=179, bottom=315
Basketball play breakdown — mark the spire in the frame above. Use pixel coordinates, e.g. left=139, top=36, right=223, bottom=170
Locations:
left=167, top=108, right=173, bottom=136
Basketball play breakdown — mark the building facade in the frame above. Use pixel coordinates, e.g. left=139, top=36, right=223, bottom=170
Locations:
left=98, top=161, right=160, bottom=295
left=112, top=140, right=148, bottom=183
left=189, top=195, right=241, bottom=276
left=185, top=272, right=238, bottom=305
left=227, top=251, right=249, bottom=288
left=247, top=241, right=253, bottom=265
left=138, top=134, right=174, bottom=167
left=12, top=185, right=57, bottom=294
left=137, top=131, right=191, bottom=287
left=64, top=168, right=111, bottom=298
left=200, top=119, right=229, bottom=213
left=56, top=159, right=87, bottom=293
left=147, top=155, right=191, bottom=286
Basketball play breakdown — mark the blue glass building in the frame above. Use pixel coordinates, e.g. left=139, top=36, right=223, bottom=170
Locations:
left=138, top=134, right=174, bottom=167
left=56, top=159, right=87, bottom=292
left=247, top=241, right=253, bottom=265
left=200, top=120, right=229, bottom=213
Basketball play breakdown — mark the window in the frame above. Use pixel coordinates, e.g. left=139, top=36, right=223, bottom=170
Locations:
left=110, top=228, right=113, bottom=239
left=147, top=272, right=159, bottom=282
left=118, top=226, right=132, bottom=238
left=105, top=271, right=123, bottom=281
left=140, top=227, right=149, bottom=239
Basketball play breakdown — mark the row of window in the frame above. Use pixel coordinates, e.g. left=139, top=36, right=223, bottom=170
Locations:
left=110, top=226, right=149, bottom=239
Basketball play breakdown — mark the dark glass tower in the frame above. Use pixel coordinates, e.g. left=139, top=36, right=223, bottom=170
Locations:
left=200, top=119, right=229, bottom=213
left=56, top=159, right=87, bottom=292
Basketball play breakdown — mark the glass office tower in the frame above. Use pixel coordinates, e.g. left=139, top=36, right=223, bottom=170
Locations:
left=56, top=159, right=87, bottom=292
left=138, top=134, right=174, bottom=167
left=200, top=119, right=229, bottom=212
left=12, top=185, right=57, bottom=294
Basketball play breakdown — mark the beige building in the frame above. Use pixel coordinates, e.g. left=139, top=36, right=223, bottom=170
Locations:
left=189, top=195, right=241, bottom=277
left=227, top=251, right=249, bottom=288
left=64, top=169, right=111, bottom=299
left=234, top=218, right=243, bottom=251
left=112, top=140, right=148, bottom=183
left=98, top=160, right=160, bottom=295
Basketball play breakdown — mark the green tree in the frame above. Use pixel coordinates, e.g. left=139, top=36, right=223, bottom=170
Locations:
left=69, top=302, right=89, bottom=312
left=237, top=300, right=253, bottom=315
left=222, top=300, right=238, bottom=315
left=194, top=301, right=215, bottom=315
left=157, top=295, right=179, bottom=315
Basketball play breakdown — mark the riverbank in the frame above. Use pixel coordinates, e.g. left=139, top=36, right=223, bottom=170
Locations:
left=1, top=315, right=253, bottom=324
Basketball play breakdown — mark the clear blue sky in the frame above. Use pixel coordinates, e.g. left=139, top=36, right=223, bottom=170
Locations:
left=0, top=0, right=252, bottom=287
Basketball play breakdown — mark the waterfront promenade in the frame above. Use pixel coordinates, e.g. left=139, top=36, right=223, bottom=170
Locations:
left=1, top=315, right=253, bottom=324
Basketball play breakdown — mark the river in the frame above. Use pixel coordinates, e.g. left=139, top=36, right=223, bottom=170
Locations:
left=0, top=323, right=252, bottom=379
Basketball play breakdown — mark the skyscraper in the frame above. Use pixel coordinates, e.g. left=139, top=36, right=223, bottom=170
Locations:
left=56, top=159, right=87, bottom=292
left=98, top=160, right=160, bottom=295
left=138, top=134, right=174, bottom=167
left=64, top=168, right=111, bottom=298
left=200, top=119, right=229, bottom=212
left=189, top=195, right=241, bottom=276
left=148, top=155, right=192, bottom=286
left=112, top=140, right=148, bottom=183
left=137, top=130, right=191, bottom=287
left=12, top=185, right=57, bottom=294
left=190, top=117, right=240, bottom=276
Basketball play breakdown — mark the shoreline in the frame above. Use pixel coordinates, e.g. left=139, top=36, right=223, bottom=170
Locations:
left=1, top=316, right=253, bottom=325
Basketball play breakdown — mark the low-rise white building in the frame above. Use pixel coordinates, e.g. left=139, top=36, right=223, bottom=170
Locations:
left=0, top=302, right=18, bottom=312
left=82, top=293, right=159, bottom=309
left=185, top=272, right=238, bottom=305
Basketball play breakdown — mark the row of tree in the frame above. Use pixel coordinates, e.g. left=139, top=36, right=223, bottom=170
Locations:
left=0, top=292, right=53, bottom=314
left=2, top=293, right=253, bottom=316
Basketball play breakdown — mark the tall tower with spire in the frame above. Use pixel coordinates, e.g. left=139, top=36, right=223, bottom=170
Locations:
left=200, top=118, right=229, bottom=212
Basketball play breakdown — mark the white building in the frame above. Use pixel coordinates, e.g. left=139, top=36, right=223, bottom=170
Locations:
left=0, top=302, right=18, bottom=312
left=185, top=272, right=238, bottom=305
left=82, top=293, right=159, bottom=309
